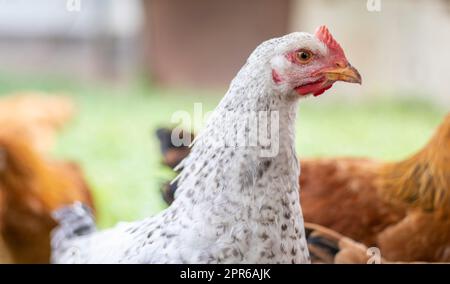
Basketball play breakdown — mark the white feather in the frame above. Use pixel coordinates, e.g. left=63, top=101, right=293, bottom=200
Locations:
left=50, top=31, right=331, bottom=264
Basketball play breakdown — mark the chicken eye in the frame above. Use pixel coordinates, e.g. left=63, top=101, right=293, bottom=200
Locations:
left=295, top=50, right=313, bottom=64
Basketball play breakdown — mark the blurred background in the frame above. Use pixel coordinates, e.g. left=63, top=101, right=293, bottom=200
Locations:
left=0, top=0, right=448, bottom=227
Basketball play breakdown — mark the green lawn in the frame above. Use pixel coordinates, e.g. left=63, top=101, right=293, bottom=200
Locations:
left=0, top=75, right=446, bottom=228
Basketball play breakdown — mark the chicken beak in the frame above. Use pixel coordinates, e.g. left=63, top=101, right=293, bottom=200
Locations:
left=323, top=64, right=362, bottom=84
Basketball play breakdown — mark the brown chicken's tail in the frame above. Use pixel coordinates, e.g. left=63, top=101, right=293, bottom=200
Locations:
left=378, top=114, right=450, bottom=212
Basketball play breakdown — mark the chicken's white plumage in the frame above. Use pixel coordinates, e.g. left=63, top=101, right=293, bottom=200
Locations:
left=51, top=29, right=359, bottom=264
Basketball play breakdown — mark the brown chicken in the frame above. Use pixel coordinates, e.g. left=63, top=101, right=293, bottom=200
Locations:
left=300, top=158, right=406, bottom=246
left=0, top=130, right=94, bottom=263
left=0, top=93, right=93, bottom=263
left=292, top=114, right=450, bottom=262
left=373, top=114, right=450, bottom=262
left=157, top=113, right=450, bottom=262
left=0, top=92, right=75, bottom=155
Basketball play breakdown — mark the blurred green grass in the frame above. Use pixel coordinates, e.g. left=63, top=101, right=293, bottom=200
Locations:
left=0, top=74, right=447, bottom=228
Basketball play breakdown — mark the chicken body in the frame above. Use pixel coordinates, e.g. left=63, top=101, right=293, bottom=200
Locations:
left=157, top=138, right=406, bottom=247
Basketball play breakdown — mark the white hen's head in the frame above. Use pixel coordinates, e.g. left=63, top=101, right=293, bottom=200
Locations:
left=242, top=25, right=361, bottom=98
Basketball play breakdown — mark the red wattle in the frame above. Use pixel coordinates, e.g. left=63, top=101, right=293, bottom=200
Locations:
left=313, top=84, right=332, bottom=97
left=295, top=80, right=332, bottom=97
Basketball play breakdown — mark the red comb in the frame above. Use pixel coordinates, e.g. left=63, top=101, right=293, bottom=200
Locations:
left=315, top=25, right=345, bottom=56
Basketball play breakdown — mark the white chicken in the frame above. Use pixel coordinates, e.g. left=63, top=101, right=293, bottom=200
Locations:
left=51, top=26, right=361, bottom=264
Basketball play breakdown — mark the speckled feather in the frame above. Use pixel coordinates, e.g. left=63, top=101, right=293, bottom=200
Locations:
left=50, top=32, right=332, bottom=264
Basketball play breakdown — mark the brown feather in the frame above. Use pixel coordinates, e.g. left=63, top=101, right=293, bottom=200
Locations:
left=300, top=158, right=406, bottom=246
left=0, top=130, right=94, bottom=263
left=378, top=209, right=450, bottom=262
left=378, top=114, right=450, bottom=211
